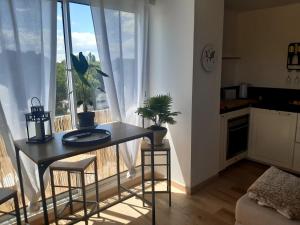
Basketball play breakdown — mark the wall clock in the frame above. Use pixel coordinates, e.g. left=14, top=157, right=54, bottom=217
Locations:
left=201, top=44, right=218, bottom=72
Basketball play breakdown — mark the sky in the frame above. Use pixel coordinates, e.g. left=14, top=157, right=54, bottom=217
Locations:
left=57, top=3, right=135, bottom=63
left=57, top=3, right=98, bottom=62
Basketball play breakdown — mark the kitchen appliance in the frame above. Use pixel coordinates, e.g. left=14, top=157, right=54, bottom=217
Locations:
left=220, top=108, right=250, bottom=170
left=226, top=114, right=249, bottom=160
left=222, top=87, right=238, bottom=100
left=239, top=83, right=249, bottom=99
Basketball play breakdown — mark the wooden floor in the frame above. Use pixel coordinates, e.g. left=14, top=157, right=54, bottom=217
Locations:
left=54, top=160, right=268, bottom=225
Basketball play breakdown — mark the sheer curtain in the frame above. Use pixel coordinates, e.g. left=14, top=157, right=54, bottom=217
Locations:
left=90, top=0, right=149, bottom=177
left=0, top=0, right=57, bottom=211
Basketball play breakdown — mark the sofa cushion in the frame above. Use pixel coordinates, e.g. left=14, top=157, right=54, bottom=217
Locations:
left=247, top=167, right=300, bottom=220
left=236, top=195, right=300, bottom=225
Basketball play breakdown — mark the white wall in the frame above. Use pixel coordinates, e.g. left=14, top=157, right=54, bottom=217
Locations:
left=148, top=0, right=195, bottom=188
left=191, top=0, right=224, bottom=187
left=223, top=9, right=238, bottom=57
left=222, top=3, right=300, bottom=88
left=222, top=9, right=240, bottom=87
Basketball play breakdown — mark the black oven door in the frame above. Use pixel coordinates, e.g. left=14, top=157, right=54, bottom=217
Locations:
left=226, top=115, right=249, bottom=160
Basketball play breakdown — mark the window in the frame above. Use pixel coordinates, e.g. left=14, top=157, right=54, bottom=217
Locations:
left=51, top=0, right=140, bottom=200
left=69, top=3, right=109, bottom=113
left=0, top=0, right=141, bottom=216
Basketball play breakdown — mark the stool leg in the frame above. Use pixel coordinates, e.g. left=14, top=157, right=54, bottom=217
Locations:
left=50, top=169, right=59, bottom=225
left=81, top=171, right=88, bottom=225
left=168, top=150, right=171, bottom=207
left=141, top=150, right=145, bottom=207
left=116, top=144, right=121, bottom=200
left=94, top=159, right=100, bottom=218
left=13, top=193, right=21, bottom=225
left=67, top=171, right=74, bottom=214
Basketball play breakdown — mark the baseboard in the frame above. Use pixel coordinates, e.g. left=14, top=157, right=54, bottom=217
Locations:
left=189, top=174, right=219, bottom=195
left=154, top=171, right=190, bottom=194
left=171, top=180, right=189, bottom=194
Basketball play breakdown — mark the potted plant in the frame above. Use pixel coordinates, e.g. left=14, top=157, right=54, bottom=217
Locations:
left=71, top=52, right=109, bottom=129
left=136, top=94, right=180, bottom=146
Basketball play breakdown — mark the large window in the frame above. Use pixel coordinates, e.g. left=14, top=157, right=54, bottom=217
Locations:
left=56, top=2, right=109, bottom=119
left=51, top=1, right=140, bottom=199
left=0, top=0, right=140, bottom=216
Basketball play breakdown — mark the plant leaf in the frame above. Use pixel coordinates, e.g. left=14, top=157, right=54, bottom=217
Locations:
left=71, top=52, right=89, bottom=76
left=78, top=74, right=91, bottom=87
left=136, top=94, right=180, bottom=126
left=78, top=52, right=89, bottom=74
left=96, top=69, right=109, bottom=77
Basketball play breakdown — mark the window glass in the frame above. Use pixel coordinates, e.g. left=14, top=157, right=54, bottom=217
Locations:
left=69, top=3, right=109, bottom=112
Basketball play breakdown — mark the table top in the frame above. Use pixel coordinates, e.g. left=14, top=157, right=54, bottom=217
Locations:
left=141, top=139, right=170, bottom=151
left=15, top=122, right=152, bottom=165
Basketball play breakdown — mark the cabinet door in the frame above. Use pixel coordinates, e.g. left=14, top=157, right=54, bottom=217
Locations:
left=293, top=143, right=300, bottom=172
left=248, top=108, right=296, bottom=168
left=295, top=114, right=300, bottom=143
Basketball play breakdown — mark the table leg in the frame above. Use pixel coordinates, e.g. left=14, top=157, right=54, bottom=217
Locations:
left=38, top=164, right=50, bottom=225
left=116, top=144, right=121, bottom=200
left=14, top=145, right=28, bottom=223
left=150, top=134, right=156, bottom=225
left=168, top=150, right=171, bottom=207
left=141, top=149, right=145, bottom=207
left=14, top=192, right=22, bottom=225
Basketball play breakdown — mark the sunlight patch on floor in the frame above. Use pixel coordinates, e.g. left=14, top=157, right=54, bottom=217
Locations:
left=51, top=182, right=180, bottom=224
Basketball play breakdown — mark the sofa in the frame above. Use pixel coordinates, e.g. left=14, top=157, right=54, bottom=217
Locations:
left=235, top=194, right=300, bottom=225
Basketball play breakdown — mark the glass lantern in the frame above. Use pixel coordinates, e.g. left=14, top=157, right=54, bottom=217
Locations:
left=25, top=97, right=53, bottom=143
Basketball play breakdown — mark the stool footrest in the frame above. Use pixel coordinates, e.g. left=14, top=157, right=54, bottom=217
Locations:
left=52, top=185, right=81, bottom=189
left=144, top=178, right=168, bottom=182
left=143, top=163, right=168, bottom=166
left=57, top=201, right=98, bottom=219
left=144, top=191, right=170, bottom=194
left=143, top=153, right=168, bottom=156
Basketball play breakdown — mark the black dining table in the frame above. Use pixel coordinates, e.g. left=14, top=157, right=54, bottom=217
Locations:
left=14, top=122, right=156, bottom=225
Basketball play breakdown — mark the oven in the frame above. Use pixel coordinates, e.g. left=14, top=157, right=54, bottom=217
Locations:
left=220, top=108, right=250, bottom=170
left=226, top=115, right=249, bottom=160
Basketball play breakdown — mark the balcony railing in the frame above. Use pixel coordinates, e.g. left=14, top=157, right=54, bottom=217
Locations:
left=0, top=109, right=140, bottom=213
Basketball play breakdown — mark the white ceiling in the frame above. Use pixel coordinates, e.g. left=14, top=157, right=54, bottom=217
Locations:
left=225, top=0, right=300, bottom=11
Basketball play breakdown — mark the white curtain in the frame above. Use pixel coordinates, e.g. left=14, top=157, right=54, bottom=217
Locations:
left=90, top=0, right=149, bottom=177
left=0, top=0, right=57, bottom=211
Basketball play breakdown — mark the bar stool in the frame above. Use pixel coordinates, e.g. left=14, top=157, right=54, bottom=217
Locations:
left=50, top=156, right=100, bottom=225
left=141, top=139, right=171, bottom=206
left=0, top=188, right=21, bottom=225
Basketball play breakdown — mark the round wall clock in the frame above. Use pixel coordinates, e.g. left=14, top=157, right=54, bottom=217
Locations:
left=201, top=44, right=218, bottom=72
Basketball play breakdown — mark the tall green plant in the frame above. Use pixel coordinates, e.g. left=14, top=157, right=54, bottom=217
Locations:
left=136, top=94, right=180, bottom=127
left=71, top=52, right=109, bottom=112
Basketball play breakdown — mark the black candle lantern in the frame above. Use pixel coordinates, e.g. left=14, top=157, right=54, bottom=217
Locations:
left=25, top=97, right=53, bottom=143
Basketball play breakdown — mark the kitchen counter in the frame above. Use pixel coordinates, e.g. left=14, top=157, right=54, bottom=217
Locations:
left=252, top=102, right=300, bottom=113
left=220, top=99, right=257, bottom=114
left=221, top=99, right=300, bottom=114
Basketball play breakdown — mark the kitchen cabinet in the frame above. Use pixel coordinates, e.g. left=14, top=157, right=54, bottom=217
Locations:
left=296, top=116, right=300, bottom=143
left=248, top=108, right=297, bottom=168
left=293, top=143, right=300, bottom=171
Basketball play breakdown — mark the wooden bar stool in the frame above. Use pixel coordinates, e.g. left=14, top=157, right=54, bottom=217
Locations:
left=50, top=156, right=99, bottom=225
left=0, top=188, right=21, bottom=225
left=141, top=139, right=171, bottom=206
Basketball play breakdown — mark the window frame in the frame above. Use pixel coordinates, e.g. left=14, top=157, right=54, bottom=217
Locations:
left=58, top=0, right=77, bottom=127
